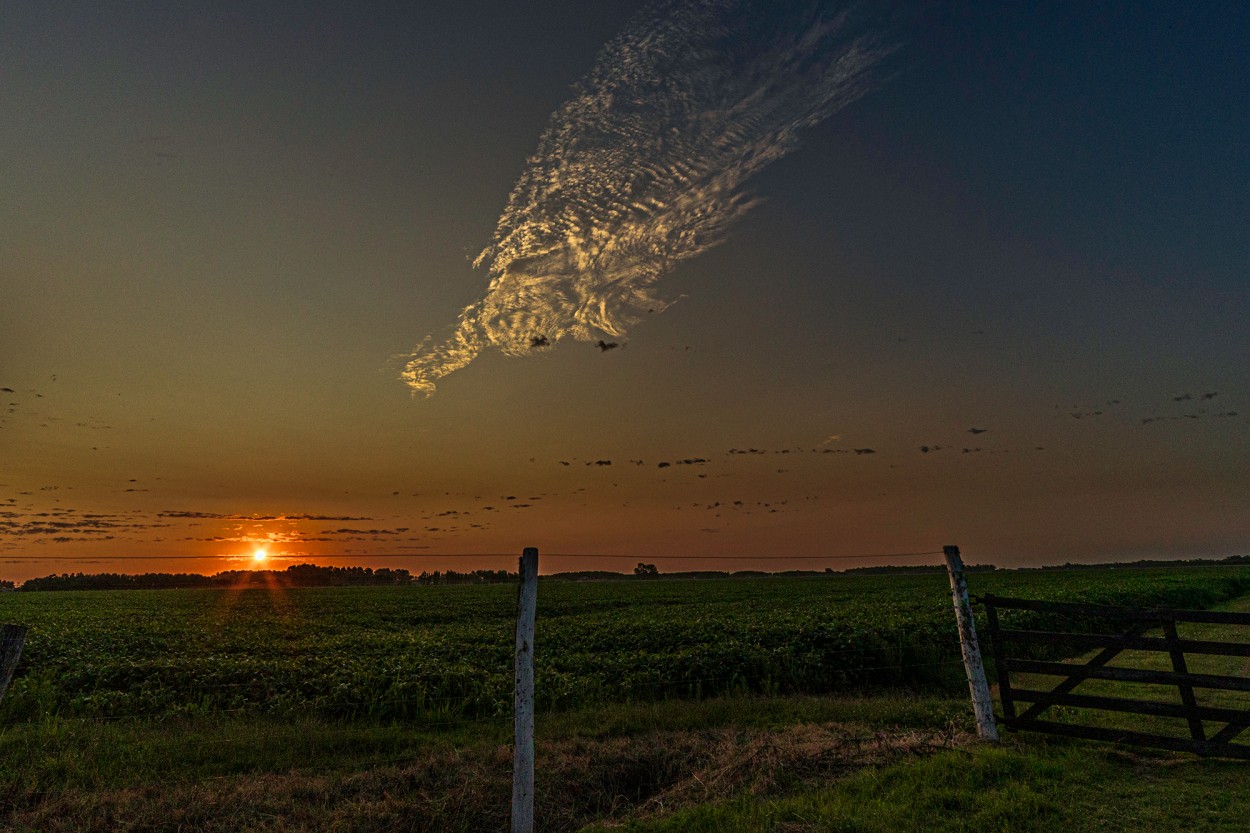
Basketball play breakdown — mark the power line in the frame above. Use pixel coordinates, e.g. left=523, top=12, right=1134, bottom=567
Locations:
left=0, top=550, right=942, bottom=562
left=1, top=555, right=242, bottom=560
left=543, top=551, right=944, bottom=561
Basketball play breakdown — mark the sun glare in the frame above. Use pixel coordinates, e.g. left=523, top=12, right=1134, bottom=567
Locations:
left=252, top=548, right=268, bottom=564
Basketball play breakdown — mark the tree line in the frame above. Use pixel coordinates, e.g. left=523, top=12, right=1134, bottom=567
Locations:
left=17, top=564, right=413, bottom=591
left=14, top=555, right=1243, bottom=592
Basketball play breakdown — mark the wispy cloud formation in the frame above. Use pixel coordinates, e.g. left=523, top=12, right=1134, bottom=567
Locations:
left=402, top=0, right=893, bottom=395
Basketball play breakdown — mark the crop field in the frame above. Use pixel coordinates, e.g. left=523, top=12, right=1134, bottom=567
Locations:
left=4, top=566, right=1250, bottom=724
left=4, top=566, right=1250, bottom=832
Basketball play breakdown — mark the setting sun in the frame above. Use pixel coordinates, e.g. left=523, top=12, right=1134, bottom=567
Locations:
left=252, top=548, right=268, bottom=564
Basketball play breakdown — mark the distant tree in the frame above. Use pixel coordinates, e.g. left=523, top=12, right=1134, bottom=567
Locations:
left=414, top=569, right=512, bottom=586
left=633, top=562, right=660, bottom=578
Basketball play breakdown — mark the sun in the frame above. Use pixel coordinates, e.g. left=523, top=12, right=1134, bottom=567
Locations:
left=252, top=548, right=268, bottom=564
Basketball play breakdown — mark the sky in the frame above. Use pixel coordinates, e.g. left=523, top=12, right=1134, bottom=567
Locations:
left=2, top=0, right=1248, bottom=582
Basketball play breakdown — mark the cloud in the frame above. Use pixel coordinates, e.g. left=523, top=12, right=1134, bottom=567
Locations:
left=402, top=0, right=893, bottom=395
left=157, top=511, right=373, bottom=521
left=318, top=528, right=404, bottom=535
left=0, top=508, right=172, bottom=538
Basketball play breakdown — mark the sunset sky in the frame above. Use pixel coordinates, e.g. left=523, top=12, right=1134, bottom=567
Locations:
left=3, top=0, right=1248, bottom=582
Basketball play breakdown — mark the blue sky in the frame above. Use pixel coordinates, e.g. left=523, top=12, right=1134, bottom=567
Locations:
left=2, top=0, right=1247, bottom=579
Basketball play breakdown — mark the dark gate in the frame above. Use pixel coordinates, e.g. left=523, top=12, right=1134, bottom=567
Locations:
left=980, top=594, right=1250, bottom=759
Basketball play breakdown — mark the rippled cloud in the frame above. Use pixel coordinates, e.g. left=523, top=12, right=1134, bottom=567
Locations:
left=402, top=0, right=894, bottom=395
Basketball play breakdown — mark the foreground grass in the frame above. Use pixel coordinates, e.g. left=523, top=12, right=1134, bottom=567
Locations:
left=588, top=739, right=1249, bottom=833
left=0, top=693, right=970, bottom=832
left=7, top=695, right=1247, bottom=832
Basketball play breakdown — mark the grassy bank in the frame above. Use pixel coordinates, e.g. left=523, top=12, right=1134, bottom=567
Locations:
left=1, top=693, right=970, bottom=832
left=587, top=740, right=1249, bottom=833
left=4, top=691, right=1247, bottom=832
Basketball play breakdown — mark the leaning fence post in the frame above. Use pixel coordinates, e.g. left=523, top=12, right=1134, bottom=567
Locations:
left=0, top=624, right=27, bottom=706
left=943, top=546, right=998, bottom=741
left=512, top=547, right=539, bottom=833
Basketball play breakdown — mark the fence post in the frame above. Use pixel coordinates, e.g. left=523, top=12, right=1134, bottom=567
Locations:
left=0, top=624, right=27, bottom=706
left=512, top=548, right=539, bottom=833
left=943, top=546, right=998, bottom=741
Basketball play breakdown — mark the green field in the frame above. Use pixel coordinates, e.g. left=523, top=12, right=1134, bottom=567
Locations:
left=5, top=567, right=1250, bottom=722
left=3, top=567, right=1250, bottom=831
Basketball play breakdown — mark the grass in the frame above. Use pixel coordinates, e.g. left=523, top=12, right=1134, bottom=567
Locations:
left=0, top=693, right=971, bottom=832
left=11, top=696, right=1244, bottom=832
left=584, top=741, right=1250, bottom=832
left=7, top=570, right=1250, bottom=830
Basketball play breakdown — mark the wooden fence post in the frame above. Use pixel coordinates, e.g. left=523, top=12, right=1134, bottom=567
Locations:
left=0, top=624, right=27, bottom=706
left=943, top=546, right=999, bottom=741
left=512, top=548, right=539, bottom=833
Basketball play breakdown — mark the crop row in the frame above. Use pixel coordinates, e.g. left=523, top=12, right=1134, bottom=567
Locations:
left=2, top=566, right=1248, bottom=722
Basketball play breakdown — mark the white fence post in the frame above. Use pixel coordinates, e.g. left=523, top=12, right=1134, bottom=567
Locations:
left=512, top=547, right=539, bottom=833
left=943, top=545, right=999, bottom=741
